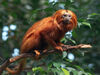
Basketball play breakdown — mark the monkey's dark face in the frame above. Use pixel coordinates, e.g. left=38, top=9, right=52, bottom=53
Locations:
left=62, top=12, right=72, bottom=24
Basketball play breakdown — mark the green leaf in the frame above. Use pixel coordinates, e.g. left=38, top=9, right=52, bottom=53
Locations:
left=27, top=72, right=32, bottom=75
left=61, top=37, right=67, bottom=44
left=63, top=51, right=67, bottom=58
left=61, top=37, right=67, bottom=42
left=50, top=68, right=64, bottom=75
left=53, top=62, right=61, bottom=68
left=61, top=68, right=70, bottom=75
left=82, top=22, right=91, bottom=28
left=65, top=58, right=73, bottom=62
left=69, top=38, right=76, bottom=44
left=71, top=70, right=78, bottom=75
left=67, top=67, right=76, bottom=72
left=78, top=22, right=82, bottom=28
left=81, top=51, right=85, bottom=56
left=32, top=67, right=45, bottom=73
left=90, top=13, right=100, bottom=16
left=2, top=1, right=8, bottom=6
left=70, top=0, right=74, bottom=2
left=78, top=71, right=87, bottom=75
left=87, top=13, right=100, bottom=20
left=74, top=65, right=84, bottom=71
left=78, top=18, right=86, bottom=22
left=87, top=73, right=92, bottom=75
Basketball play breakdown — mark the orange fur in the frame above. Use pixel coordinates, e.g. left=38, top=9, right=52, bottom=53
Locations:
left=6, top=9, right=77, bottom=74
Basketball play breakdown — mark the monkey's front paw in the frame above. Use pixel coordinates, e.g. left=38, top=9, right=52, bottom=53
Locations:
left=55, top=46, right=63, bottom=51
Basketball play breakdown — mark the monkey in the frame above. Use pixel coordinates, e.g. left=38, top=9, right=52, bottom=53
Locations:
left=6, top=9, right=77, bottom=74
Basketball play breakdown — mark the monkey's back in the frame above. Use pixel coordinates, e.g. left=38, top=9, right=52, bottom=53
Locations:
left=20, top=17, right=55, bottom=53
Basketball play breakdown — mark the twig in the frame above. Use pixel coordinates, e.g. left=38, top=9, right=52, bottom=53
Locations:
left=0, top=44, right=92, bottom=74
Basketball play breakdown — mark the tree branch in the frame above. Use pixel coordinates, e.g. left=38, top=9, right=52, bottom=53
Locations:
left=0, top=44, right=92, bottom=74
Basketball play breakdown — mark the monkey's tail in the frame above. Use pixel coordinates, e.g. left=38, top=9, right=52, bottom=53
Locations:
left=6, top=58, right=26, bottom=75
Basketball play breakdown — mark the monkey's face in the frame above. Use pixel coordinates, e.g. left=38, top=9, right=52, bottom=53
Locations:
left=61, top=12, right=72, bottom=24
left=53, top=9, right=77, bottom=30
left=54, top=10, right=73, bottom=24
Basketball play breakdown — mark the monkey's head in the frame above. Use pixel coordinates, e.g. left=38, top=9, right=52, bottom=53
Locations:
left=53, top=9, right=77, bottom=31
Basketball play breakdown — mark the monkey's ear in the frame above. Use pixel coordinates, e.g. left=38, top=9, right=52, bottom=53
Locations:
left=53, top=14, right=62, bottom=24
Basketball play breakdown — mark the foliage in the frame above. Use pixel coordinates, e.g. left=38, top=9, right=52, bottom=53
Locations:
left=0, top=0, right=100, bottom=75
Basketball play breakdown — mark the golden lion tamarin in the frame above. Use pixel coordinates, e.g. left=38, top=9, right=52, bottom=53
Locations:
left=6, top=9, right=77, bottom=74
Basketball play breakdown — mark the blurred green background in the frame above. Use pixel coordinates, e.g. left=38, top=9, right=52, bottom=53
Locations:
left=0, top=0, right=100, bottom=75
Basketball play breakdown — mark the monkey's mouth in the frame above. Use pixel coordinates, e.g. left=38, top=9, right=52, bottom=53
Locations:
left=63, top=19, right=70, bottom=24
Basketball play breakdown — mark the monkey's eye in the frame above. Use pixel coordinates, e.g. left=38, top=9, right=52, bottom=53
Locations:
left=68, top=15, right=71, bottom=17
left=62, top=14, right=67, bottom=18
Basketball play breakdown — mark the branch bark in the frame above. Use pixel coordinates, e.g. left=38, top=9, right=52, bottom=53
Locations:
left=0, top=44, right=92, bottom=74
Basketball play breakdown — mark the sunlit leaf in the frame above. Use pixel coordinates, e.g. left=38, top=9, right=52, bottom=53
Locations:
left=90, top=13, right=100, bottom=16
left=63, top=51, right=67, bottom=58
left=82, top=22, right=91, bottom=28
left=61, top=68, right=70, bottom=75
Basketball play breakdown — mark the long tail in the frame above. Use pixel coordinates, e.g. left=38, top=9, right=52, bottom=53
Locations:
left=6, top=58, right=26, bottom=75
